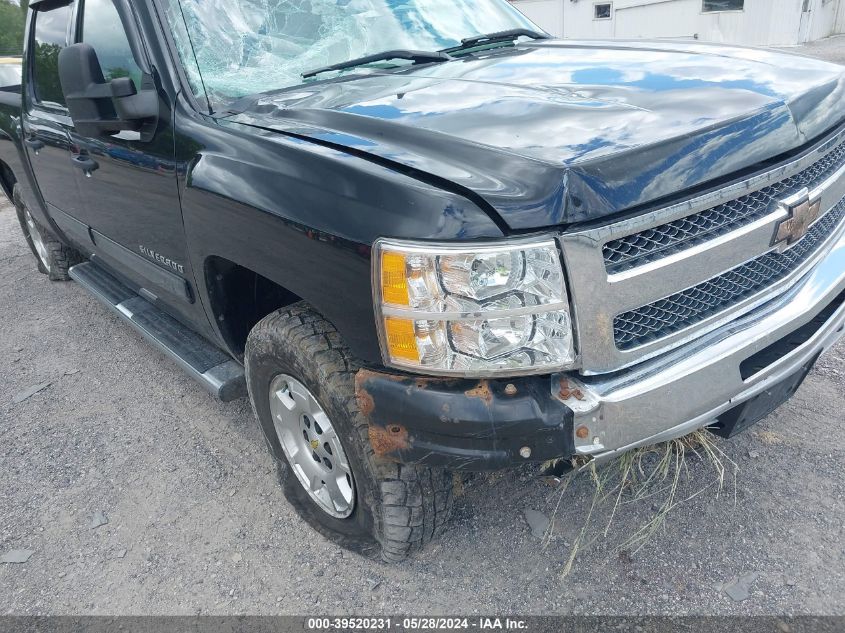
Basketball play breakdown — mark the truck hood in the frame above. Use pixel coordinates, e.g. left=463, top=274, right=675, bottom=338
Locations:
left=230, top=40, right=845, bottom=229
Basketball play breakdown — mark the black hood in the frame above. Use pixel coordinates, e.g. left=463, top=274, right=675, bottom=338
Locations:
left=230, top=39, right=845, bottom=230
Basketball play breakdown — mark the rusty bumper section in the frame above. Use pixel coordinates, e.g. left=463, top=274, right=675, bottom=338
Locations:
left=354, top=369, right=575, bottom=470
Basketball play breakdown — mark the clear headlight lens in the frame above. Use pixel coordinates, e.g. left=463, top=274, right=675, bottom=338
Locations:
left=374, top=238, right=575, bottom=376
left=440, top=251, right=523, bottom=300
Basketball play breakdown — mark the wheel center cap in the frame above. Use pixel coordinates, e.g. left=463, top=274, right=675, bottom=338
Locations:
left=309, top=439, right=320, bottom=450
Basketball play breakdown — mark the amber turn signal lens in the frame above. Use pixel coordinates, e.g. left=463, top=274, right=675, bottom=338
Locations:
left=380, top=251, right=409, bottom=305
left=384, top=317, right=419, bottom=362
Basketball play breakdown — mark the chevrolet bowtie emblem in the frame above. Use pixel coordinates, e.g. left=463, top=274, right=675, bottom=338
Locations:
left=773, top=187, right=822, bottom=251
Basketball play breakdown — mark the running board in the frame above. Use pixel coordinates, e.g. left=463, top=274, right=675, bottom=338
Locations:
left=69, top=261, right=246, bottom=402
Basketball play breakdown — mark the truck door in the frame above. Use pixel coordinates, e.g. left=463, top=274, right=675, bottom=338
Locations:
left=21, top=1, right=86, bottom=225
left=66, top=0, right=199, bottom=323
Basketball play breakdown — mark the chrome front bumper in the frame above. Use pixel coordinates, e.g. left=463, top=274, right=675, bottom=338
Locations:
left=554, top=224, right=845, bottom=463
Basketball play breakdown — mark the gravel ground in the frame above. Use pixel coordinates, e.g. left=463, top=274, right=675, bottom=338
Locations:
left=2, top=41, right=845, bottom=616
left=787, top=34, right=845, bottom=64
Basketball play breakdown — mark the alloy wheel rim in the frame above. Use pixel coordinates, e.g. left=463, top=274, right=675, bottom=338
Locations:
left=268, top=374, right=355, bottom=518
left=24, top=209, right=50, bottom=273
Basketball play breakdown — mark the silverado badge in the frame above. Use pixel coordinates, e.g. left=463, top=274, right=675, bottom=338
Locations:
left=139, top=245, right=185, bottom=274
left=773, top=187, right=822, bottom=251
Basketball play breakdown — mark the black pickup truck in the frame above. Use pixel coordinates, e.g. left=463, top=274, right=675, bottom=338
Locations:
left=2, top=0, right=845, bottom=562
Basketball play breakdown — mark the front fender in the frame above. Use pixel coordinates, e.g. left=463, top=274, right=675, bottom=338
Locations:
left=175, top=109, right=503, bottom=363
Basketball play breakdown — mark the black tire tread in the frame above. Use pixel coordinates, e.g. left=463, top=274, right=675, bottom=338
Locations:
left=247, top=303, right=453, bottom=563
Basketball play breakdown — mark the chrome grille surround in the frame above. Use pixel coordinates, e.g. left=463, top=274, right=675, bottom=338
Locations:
left=560, top=125, right=845, bottom=375
left=602, top=141, right=845, bottom=274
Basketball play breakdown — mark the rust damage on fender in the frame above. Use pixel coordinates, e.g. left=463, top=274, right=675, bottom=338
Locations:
left=355, top=368, right=414, bottom=457
left=355, top=367, right=406, bottom=387
left=355, top=368, right=467, bottom=457
left=352, top=367, right=576, bottom=469
left=356, top=386, right=375, bottom=417
left=355, top=368, right=462, bottom=416
left=464, top=380, right=493, bottom=403
left=368, top=423, right=410, bottom=456
left=354, top=368, right=389, bottom=417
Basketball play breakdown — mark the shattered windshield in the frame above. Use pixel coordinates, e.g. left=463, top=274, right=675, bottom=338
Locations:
left=165, top=0, right=537, bottom=108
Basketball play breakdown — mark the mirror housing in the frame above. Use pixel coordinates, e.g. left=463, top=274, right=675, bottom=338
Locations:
left=58, top=43, right=158, bottom=140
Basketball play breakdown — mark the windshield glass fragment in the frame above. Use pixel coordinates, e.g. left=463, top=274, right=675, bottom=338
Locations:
left=165, top=0, right=538, bottom=107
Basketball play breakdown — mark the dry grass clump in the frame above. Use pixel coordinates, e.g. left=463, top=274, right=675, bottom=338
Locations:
left=543, top=429, right=739, bottom=577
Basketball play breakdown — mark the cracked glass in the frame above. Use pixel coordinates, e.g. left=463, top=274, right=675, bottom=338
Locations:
left=164, top=0, right=537, bottom=108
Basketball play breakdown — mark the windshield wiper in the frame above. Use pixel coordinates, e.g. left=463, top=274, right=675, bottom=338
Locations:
left=302, top=50, right=451, bottom=79
left=445, top=28, right=550, bottom=53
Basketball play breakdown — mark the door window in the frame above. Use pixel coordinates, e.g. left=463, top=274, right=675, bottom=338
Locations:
left=31, top=3, right=72, bottom=107
left=80, top=0, right=142, bottom=90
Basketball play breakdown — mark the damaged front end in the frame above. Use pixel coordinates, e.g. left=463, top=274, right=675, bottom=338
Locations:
left=354, top=368, right=575, bottom=471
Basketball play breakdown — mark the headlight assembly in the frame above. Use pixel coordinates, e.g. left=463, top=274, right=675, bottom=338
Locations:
left=373, top=238, right=575, bottom=376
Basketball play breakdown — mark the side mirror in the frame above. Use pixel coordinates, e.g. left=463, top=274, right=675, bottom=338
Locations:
left=58, top=43, right=158, bottom=140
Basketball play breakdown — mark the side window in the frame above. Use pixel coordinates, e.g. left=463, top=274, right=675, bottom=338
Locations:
left=32, top=3, right=72, bottom=107
left=80, top=0, right=142, bottom=90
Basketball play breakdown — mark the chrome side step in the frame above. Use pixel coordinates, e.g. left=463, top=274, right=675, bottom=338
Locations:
left=69, top=261, right=246, bottom=402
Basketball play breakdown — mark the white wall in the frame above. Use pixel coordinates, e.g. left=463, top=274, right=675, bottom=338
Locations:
left=510, top=0, right=843, bottom=46
left=561, top=0, right=616, bottom=38
left=611, top=0, right=800, bottom=45
left=808, top=0, right=841, bottom=41
left=513, top=0, right=565, bottom=37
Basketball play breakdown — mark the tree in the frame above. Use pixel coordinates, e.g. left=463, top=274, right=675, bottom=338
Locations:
left=0, top=0, right=26, bottom=56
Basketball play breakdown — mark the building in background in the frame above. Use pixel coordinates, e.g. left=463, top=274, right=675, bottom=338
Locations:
left=510, top=0, right=845, bottom=46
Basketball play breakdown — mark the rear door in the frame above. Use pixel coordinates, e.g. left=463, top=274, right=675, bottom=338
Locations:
left=21, top=0, right=86, bottom=227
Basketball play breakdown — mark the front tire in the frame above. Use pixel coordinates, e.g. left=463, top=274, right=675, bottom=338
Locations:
left=13, top=184, right=82, bottom=281
left=245, top=304, right=453, bottom=562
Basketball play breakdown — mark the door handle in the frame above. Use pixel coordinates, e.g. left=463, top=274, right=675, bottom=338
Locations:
left=24, top=137, right=44, bottom=152
left=71, top=154, right=99, bottom=176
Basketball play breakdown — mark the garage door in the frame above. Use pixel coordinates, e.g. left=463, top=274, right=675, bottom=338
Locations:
left=510, top=0, right=563, bottom=38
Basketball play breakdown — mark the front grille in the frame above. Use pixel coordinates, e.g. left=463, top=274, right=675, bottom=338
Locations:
left=603, top=140, right=845, bottom=274
left=613, top=199, right=845, bottom=350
